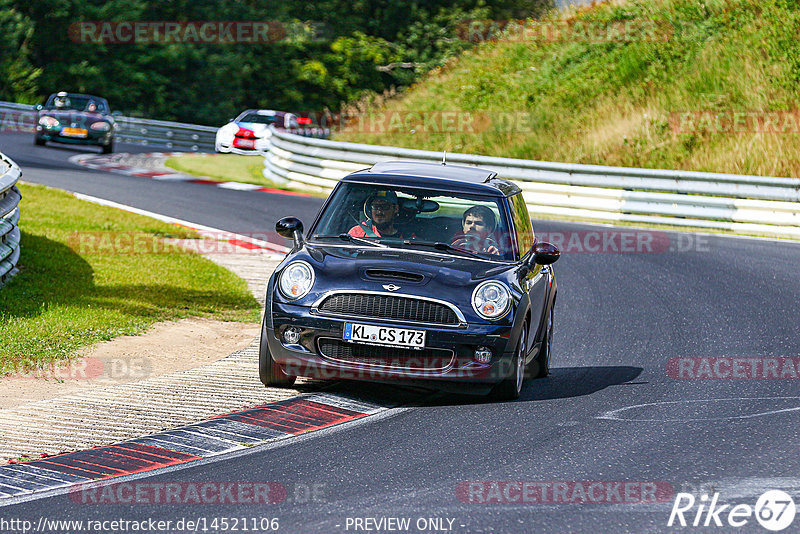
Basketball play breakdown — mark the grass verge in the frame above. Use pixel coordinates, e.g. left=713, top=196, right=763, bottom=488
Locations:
left=164, top=153, right=322, bottom=196
left=0, top=184, right=260, bottom=375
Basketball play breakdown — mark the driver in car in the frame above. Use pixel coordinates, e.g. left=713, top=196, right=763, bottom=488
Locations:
left=347, top=190, right=405, bottom=238
left=452, top=205, right=501, bottom=254
left=54, top=92, right=70, bottom=109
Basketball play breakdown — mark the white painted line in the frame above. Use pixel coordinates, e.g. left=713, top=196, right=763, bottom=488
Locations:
left=217, top=182, right=262, bottom=191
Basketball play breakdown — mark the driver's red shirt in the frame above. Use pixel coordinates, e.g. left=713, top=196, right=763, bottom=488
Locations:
left=347, top=224, right=382, bottom=238
left=347, top=224, right=410, bottom=239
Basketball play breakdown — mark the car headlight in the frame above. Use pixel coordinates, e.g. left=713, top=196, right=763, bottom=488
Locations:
left=90, top=121, right=111, bottom=131
left=472, top=281, right=511, bottom=320
left=39, top=116, right=59, bottom=128
left=278, top=261, right=315, bottom=300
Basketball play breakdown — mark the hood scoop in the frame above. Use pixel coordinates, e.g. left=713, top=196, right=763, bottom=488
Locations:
left=364, top=269, right=425, bottom=283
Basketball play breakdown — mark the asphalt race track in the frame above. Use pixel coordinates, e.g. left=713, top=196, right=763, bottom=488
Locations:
left=2, top=132, right=800, bottom=533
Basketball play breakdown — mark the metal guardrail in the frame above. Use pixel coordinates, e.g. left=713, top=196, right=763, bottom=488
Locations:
left=0, top=100, right=217, bottom=151
left=262, top=127, right=800, bottom=239
left=0, top=152, right=21, bottom=288
left=0, top=101, right=329, bottom=152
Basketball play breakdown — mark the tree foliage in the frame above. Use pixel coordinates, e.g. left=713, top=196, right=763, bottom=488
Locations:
left=3, top=0, right=552, bottom=124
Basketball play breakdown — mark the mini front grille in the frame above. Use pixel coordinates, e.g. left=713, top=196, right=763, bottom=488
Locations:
left=317, top=338, right=453, bottom=370
left=317, top=293, right=459, bottom=325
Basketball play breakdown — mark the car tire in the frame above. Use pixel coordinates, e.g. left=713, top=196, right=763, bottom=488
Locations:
left=101, top=141, right=113, bottom=154
left=530, top=306, right=553, bottom=379
left=489, top=326, right=526, bottom=401
left=259, top=316, right=296, bottom=388
left=34, top=136, right=45, bottom=146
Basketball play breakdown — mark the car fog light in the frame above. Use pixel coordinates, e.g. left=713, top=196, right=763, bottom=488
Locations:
left=283, top=327, right=301, bottom=344
left=474, top=346, right=492, bottom=363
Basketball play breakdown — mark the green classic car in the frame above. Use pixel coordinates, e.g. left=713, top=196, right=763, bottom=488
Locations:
left=35, top=92, right=116, bottom=153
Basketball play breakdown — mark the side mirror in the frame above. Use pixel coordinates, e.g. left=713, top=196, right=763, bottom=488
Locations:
left=533, top=242, right=560, bottom=265
left=228, top=118, right=234, bottom=122
left=35, top=104, right=42, bottom=111
left=276, top=217, right=304, bottom=248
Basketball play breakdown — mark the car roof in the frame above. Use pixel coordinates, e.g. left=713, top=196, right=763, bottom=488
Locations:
left=237, top=109, right=293, bottom=118
left=49, top=92, right=107, bottom=102
left=343, top=161, right=520, bottom=197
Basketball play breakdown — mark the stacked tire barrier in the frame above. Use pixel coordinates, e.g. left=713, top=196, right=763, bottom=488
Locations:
left=0, top=152, right=21, bottom=288
left=262, top=127, right=800, bottom=239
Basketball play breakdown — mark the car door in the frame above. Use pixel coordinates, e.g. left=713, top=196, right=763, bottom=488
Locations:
left=510, top=192, right=548, bottom=355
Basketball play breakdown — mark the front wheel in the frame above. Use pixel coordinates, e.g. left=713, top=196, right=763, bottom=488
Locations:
left=489, top=327, right=526, bottom=401
left=34, top=136, right=45, bottom=146
left=259, top=317, right=296, bottom=388
left=101, top=140, right=114, bottom=154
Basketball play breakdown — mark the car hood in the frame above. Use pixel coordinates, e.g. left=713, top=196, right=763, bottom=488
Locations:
left=279, top=244, right=517, bottom=312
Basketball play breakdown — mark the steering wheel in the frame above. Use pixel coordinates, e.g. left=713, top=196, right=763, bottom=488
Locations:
left=451, top=233, right=500, bottom=253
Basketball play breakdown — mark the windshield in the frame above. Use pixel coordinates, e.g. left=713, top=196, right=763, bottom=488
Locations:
left=310, top=182, right=515, bottom=261
left=44, top=94, right=109, bottom=113
left=238, top=112, right=277, bottom=124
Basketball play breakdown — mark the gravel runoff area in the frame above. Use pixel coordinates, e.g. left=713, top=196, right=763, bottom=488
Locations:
left=0, top=244, right=323, bottom=463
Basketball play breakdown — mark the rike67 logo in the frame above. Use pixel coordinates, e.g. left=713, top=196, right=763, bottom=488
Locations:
left=668, top=490, right=796, bottom=531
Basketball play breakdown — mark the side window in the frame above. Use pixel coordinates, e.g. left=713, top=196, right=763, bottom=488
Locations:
left=511, top=193, right=534, bottom=258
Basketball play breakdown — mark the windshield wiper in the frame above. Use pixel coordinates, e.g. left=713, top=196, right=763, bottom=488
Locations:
left=402, top=239, right=485, bottom=259
left=311, top=234, right=387, bottom=248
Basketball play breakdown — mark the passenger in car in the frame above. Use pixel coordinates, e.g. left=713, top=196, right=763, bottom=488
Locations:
left=451, top=205, right=501, bottom=254
left=347, top=190, right=406, bottom=238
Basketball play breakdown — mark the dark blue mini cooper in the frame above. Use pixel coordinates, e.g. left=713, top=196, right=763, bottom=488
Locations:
left=260, top=161, right=560, bottom=400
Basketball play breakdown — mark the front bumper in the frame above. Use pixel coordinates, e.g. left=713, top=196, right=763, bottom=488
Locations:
left=268, top=301, right=518, bottom=388
left=38, top=128, right=112, bottom=145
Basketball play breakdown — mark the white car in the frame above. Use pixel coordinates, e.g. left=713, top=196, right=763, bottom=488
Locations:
left=215, top=109, right=301, bottom=154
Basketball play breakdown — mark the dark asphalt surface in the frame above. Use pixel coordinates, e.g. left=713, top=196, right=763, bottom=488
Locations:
left=2, top=132, right=800, bottom=533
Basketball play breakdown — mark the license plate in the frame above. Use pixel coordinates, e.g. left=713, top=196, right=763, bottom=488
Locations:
left=343, top=323, right=425, bottom=349
left=62, top=127, right=88, bottom=138
left=235, top=139, right=255, bottom=148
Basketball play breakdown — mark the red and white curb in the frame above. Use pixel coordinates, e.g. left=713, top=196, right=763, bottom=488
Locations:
left=0, top=392, right=395, bottom=500
left=68, top=153, right=311, bottom=197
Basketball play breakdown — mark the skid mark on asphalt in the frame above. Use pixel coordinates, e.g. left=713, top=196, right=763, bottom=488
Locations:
left=597, top=397, right=800, bottom=422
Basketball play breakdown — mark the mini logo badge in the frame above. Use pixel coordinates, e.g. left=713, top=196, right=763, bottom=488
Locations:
left=382, top=284, right=401, bottom=292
